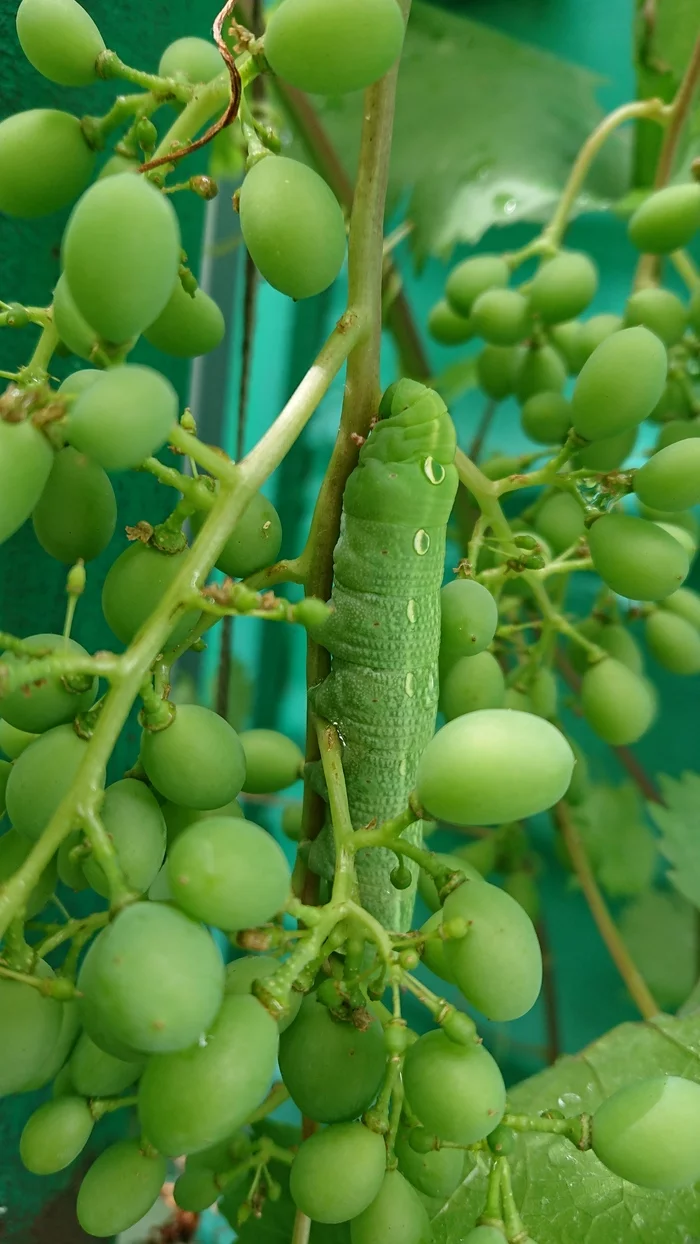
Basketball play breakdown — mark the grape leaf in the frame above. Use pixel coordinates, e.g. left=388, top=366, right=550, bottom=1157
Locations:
left=619, top=889, right=696, bottom=1011
left=280, top=2, right=627, bottom=258
left=648, top=772, right=700, bottom=909
left=633, top=0, right=700, bottom=185
left=432, top=1012, right=700, bottom=1243
left=571, top=782, right=657, bottom=898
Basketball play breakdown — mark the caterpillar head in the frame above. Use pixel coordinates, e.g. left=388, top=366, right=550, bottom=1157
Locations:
left=365, top=379, right=456, bottom=466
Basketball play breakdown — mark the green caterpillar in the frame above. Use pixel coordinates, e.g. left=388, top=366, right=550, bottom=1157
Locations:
left=314, top=378, right=458, bottom=930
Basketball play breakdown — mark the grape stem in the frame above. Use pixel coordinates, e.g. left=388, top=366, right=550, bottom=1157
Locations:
left=503, top=1112, right=586, bottom=1146
left=0, top=963, right=80, bottom=998
left=497, top=1156, right=527, bottom=1242
left=553, top=801, right=659, bottom=1020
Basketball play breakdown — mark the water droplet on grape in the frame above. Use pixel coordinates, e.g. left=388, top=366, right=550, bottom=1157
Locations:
left=405, top=672, right=415, bottom=697
left=423, top=455, right=446, bottom=485
left=413, top=529, right=430, bottom=555
left=407, top=599, right=417, bottom=624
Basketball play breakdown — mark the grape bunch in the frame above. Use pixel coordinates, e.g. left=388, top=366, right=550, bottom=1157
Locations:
left=1, top=0, right=700, bottom=1240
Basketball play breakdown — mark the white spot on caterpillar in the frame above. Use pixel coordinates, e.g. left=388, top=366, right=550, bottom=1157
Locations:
left=413, top=529, right=430, bottom=555
left=405, top=672, right=415, bottom=697
left=423, top=455, right=446, bottom=485
left=399, top=758, right=407, bottom=776
left=407, top=599, right=417, bottom=623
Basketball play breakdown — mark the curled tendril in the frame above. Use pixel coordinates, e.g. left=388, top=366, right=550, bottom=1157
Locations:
left=139, top=0, right=244, bottom=174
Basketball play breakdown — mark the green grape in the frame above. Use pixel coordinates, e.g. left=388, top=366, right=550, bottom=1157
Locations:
left=514, top=344, right=567, bottom=403
left=655, top=419, right=700, bottom=449
left=440, top=578, right=498, bottom=663
left=20, top=1097, right=94, bottom=1175
left=427, top=300, right=473, bottom=345
left=0, top=967, right=64, bottom=1095
left=281, top=802, right=303, bottom=841
left=588, top=513, right=689, bottom=600
left=580, top=658, right=656, bottom=744
left=394, top=1122, right=464, bottom=1199
left=645, top=610, right=700, bottom=675
left=662, top=586, right=700, bottom=630
left=352, top=1171, right=432, bottom=1244
left=138, top=993, right=278, bottom=1155
left=0, top=633, right=96, bottom=731
left=69, top=1030, right=145, bottom=1097
left=439, top=651, right=505, bottom=720
left=528, top=251, right=598, bottom=324
left=470, top=288, right=530, bottom=346
left=83, top=779, right=166, bottom=897
left=575, top=425, right=637, bottom=471
left=572, top=326, right=667, bottom=441
left=77, top=1139, right=167, bottom=1237
left=592, top=1075, right=700, bottom=1189
left=67, top=364, right=178, bottom=471
left=290, top=1122, right=386, bottom=1224
left=548, top=320, right=582, bottom=373
left=503, top=870, right=540, bottom=922
left=144, top=280, right=225, bottom=358
left=634, top=439, right=700, bottom=512
left=162, top=797, right=244, bottom=845
left=417, top=852, right=484, bottom=913
left=278, top=994, right=385, bottom=1123
left=534, top=491, right=585, bottom=554
left=638, top=504, right=699, bottom=539
left=24, top=998, right=81, bottom=1092
left=624, top=287, right=687, bottom=347
left=0, top=416, right=53, bottom=545
left=190, top=488, right=283, bottom=578
left=443, top=879, right=542, bottom=1020
left=57, top=830, right=89, bottom=890
left=33, top=447, right=116, bottom=564
left=58, top=368, right=101, bottom=399
left=503, top=686, right=531, bottom=711
left=0, top=719, right=39, bottom=759
left=16, top=0, right=104, bottom=85
left=403, top=1029, right=506, bottom=1143
left=6, top=724, right=88, bottom=840
left=141, top=704, right=246, bottom=809
left=0, top=110, right=94, bottom=217
left=52, top=1062, right=75, bottom=1099
left=476, top=344, right=521, bottom=401
left=99, top=152, right=139, bottom=178
left=573, top=313, right=622, bottom=369
left=595, top=622, right=644, bottom=675
left=167, top=815, right=291, bottom=930
left=77, top=902, right=225, bottom=1053
left=52, top=273, right=100, bottom=361
left=420, top=911, right=456, bottom=982
left=102, top=542, right=201, bottom=649
left=566, top=738, right=590, bottom=806
left=520, top=391, right=571, bottom=444
left=649, top=378, right=692, bottom=424
left=225, top=954, right=302, bottom=1032
left=0, top=828, right=57, bottom=918
left=416, top=709, right=574, bottom=827
left=656, top=521, right=697, bottom=563
left=239, top=157, right=346, bottom=300
left=446, top=256, right=510, bottom=317
left=158, top=35, right=223, bottom=82
left=529, top=667, right=558, bottom=718
left=480, top=454, right=521, bottom=482
left=62, top=173, right=181, bottom=343
left=628, top=184, right=700, bottom=253
left=264, top=0, right=405, bottom=95
left=174, top=1167, right=221, bottom=1212
left=239, top=728, right=303, bottom=794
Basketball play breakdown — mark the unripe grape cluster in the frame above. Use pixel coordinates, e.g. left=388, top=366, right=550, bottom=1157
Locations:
left=0, top=0, right=699, bottom=1240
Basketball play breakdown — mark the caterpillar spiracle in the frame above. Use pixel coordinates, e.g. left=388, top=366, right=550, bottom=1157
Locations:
left=313, top=378, right=459, bottom=931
